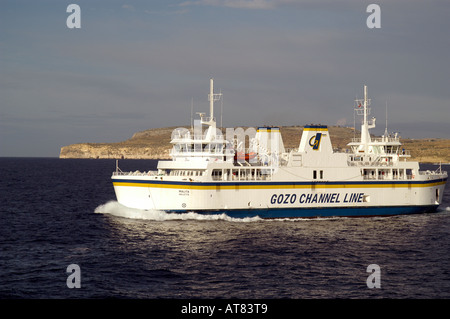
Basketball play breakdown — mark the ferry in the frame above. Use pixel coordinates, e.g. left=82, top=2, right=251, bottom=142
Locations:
left=112, top=79, right=447, bottom=218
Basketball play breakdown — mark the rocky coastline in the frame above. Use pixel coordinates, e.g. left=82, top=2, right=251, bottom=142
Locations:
left=60, top=126, right=450, bottom=163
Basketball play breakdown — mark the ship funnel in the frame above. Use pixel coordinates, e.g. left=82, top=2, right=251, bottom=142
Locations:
left=254, top=127, right=285, bottom=155
left=298, top=125, right=333, bottom=154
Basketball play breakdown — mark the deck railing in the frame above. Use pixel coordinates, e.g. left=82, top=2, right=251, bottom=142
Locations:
left=112, top=170, right=157, bottom=177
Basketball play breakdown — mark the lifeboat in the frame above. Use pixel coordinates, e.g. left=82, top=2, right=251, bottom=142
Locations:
left=234, top=151, right=256, bottom=161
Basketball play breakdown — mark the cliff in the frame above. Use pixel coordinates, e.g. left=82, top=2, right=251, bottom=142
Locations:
left=60, top=127, right=176, bottom=159
left=60, top=126, right=450, bottom=163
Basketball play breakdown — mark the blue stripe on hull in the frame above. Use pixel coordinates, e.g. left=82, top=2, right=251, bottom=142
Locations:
left=113, top=178, right=447, bottom=187
left=166, top=205, right=439, bottom=219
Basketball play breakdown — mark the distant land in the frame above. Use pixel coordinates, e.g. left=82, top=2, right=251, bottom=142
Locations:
left=60, top=126, right=450, bottom=163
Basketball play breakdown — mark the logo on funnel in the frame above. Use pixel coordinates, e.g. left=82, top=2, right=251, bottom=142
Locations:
left=309, top=133, right=322, bottom=150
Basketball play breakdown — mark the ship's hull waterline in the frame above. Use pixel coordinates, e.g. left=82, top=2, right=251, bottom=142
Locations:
left=112, top=177, right=447, bottom=218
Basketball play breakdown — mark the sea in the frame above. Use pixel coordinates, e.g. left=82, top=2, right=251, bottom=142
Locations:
left=1, top=158, right=449, bottom=305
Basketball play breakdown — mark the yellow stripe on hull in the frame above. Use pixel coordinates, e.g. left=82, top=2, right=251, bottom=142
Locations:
left=113, top=180, right=446, bottom=190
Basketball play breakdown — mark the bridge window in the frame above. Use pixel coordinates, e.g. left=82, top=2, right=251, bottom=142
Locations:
left=212, top=169, right=222, bottom=181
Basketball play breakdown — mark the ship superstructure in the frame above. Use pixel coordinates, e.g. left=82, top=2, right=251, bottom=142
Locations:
left=112, top=79, right=447, bottom=218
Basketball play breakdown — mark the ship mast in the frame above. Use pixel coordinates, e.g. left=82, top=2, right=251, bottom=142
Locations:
left=348, top=85, right=409, bottom=162
left=361, top=85, right=370, bottom=153
left=209, top=78, right=214, bottom=121
left=205, top=78, right=222, bottom=126
left=200, top=78, right=222, bottom=140
left=355, top=85, right=375, bottom=153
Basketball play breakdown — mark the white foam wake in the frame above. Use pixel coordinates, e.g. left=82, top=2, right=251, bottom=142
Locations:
left=94, top=201, right=262, bottom=222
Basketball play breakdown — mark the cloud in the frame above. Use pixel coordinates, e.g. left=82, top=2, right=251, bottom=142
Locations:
left=179, top=0, right=277, bottom=10
left=178, top=0, right=370, bottom=10
left=122, top=4, right=135, bottom=11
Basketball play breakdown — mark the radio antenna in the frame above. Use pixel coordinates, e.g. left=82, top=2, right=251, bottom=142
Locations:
left=384, top=100, right=388, bottom=137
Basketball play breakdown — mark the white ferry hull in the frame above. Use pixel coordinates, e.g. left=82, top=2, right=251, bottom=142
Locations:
left=112, top=177, right=447, bottom=218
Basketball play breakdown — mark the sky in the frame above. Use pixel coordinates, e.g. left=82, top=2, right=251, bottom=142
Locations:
left=1, top=0, right=449, bottom=157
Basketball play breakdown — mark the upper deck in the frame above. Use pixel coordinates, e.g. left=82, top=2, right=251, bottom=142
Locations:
left=112, top=82, right=447, bottom=184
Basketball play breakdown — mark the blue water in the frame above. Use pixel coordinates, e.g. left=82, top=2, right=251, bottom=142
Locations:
left=1, top=158, right=449, bottom=299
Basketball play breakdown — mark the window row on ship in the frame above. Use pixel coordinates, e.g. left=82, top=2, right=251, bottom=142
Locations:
left=160, top=167, right=415, bottom=181
left=163, top=168, right=275, bottom=181
left=361, top=168, right=414, bottom=180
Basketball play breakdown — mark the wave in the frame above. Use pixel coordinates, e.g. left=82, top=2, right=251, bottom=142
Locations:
left=94, top=201, right=357, bottom=222
left=436, top=206, right=450, bottom=213
left=95, top=201, right=418, bottom=222
left=94, top=201, right=262, bottom=222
